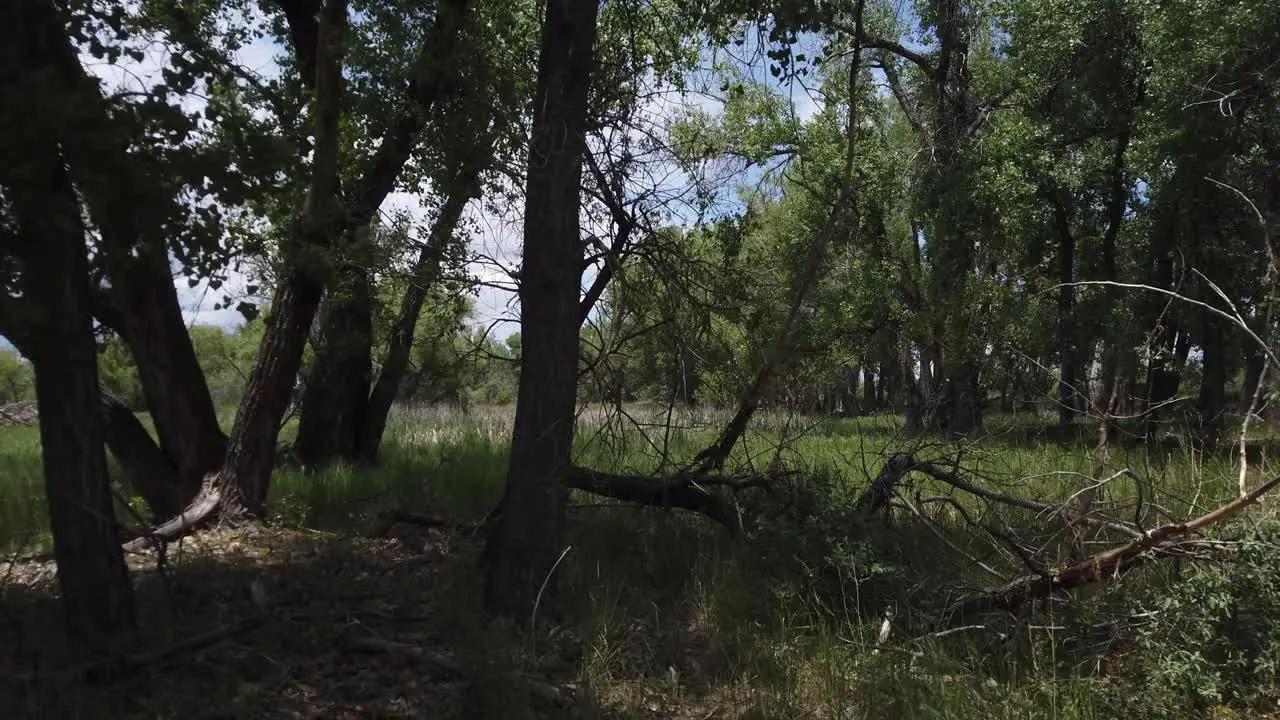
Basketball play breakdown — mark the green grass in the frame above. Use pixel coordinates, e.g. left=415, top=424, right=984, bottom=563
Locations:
left=2, top=405, right=1277, bottom=718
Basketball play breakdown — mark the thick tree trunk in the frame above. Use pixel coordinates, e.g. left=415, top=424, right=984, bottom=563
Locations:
left=1095, top=122, right=1133, bottom=417
left=93, top=253, right=226, bottom=506
left=295, top=256, right=373, bottom=467
left=0, top=331, right=184, bottom=519
left=100, top=391, right=184, bottom=518
left=4, top=0, right=225, bottom=510
left=359, top=185, right=474, bottom=461
left=295, top=0, right=476, bottom=468
left=943, top=360, right=984, bottom=438
left=220, top=0, right=347, bottom=515
left=26, top=216, right=138, bottom=647
left=1143, top=325, right=1190, bottom=441
left=483, top=0, right=599, bottom=622
left=225, top=274, right=328, bottom=512
left=840, top=369, right=861, bottom=416
left=0, top=73, right=136, bottom=646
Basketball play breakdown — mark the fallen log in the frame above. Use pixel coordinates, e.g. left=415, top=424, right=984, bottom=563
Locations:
left=565, top=466, right=788, bottom=533
left=946, top=475, right=1280, bottom=619
left=855, top=454, right=914, bottom=512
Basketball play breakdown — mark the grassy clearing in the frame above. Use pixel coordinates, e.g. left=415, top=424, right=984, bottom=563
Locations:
left=2, top=405, right=1279, bottom=718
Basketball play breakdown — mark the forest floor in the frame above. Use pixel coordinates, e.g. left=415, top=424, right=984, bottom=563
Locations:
left=2, top=405, right=1279, bottom=718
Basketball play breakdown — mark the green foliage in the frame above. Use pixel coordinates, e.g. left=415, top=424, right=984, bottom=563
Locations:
left=0, top=349, right=34, bottom=404
left=1125, top=523, right=1280, bottom=716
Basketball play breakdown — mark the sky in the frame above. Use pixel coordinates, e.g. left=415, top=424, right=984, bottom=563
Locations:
left=77, top=15, right=847, bottom=344
left=0, top=6, right=926, bottom=356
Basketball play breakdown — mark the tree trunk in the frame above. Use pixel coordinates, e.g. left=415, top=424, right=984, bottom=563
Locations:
left=1095, top=120, right=1133, bottom=417
left=4, top=0, right=225, bottom=511
left=100, top=391, right=184, bottom=518
left=0, top=58, right=136, bottom=644
left=1196, top=315, right=1226, bottom=430
left=483, top=0, right=599, bottom=622
left=295, top=254, right=373, bottom=467
left=219, top=0, right=347, bottom=515
left=360, top=184, right=474, bottom=462
left=0, top=330, right=184, bottom=519
left=92, top=253, right=226, bottom=507
left=944, top=360, right=984, bottom=438
left=840, top=369, right=861, bottom=416
left=1052, top=193, right=1079, bottom=430
left=862, top=367, right=876, bottom=411
left=1143, top=325, right=1190, bottom=441
left=295, top=0, right=477, bottom=469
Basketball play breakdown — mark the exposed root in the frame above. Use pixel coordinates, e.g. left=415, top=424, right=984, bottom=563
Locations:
left=121, top=474, right=228, bottom=553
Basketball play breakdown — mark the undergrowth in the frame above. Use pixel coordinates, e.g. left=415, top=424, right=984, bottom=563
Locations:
left=1, top=406, right=1279, bottom=717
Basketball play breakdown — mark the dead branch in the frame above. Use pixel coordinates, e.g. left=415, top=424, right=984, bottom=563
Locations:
left=946, top=475, right=1280, bottom=619
left=905, top=458, right=1143, bottom=539
left=855, top=454, right=914, bottom=512
left=565, top=465, right=791, bottom=533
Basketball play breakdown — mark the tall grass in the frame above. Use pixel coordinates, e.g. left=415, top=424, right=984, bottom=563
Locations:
left=1, top=404, right=1276, bottom=717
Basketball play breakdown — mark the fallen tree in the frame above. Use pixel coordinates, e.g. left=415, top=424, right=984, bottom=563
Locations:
left=945, top=474, right=1280, bottom=618
left=565, top=465, right=789, bottom=533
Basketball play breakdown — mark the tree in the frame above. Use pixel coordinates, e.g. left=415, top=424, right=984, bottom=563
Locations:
left=0, top=0, right=136, bottom=645
left=483, top=0, right=600, bottom=621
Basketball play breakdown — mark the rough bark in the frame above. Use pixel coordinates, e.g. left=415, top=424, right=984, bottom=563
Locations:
left=0, top=4, right=136, bottom=638
left=359, top=184, right=474, bottom=462
left=100, top=391, right=184, bottom=518
left=483, top=0, right=599, bottom=621
left=220, top=0, right=347, bottom=514
left=0, top=327, right=183, bottom=519
left=862, top=367, right=877, bottom=410
left=1095, top=122, right=1133, bottom=415
left=6, top=0, right=225, bottom=510
left=294, top=254, right=372, bottom=467
left=295, top=0, right=473, bottom=468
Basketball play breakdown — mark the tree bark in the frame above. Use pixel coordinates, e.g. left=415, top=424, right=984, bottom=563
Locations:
left=359, top=184, right=475, bottom=462
left=219, top=0, right=347, bottom=514
left=0, top=328, right=184, bottom=520
left=100, top=391, right=184, bottom=518
left=5, top=0, right=226, bottom=510
left=295, top=0, right=475, bottom=468
left=1051, top=192, right=1079, bottom=430
left=92, top=255, right=226, bottom=506
left=294, top=252, right=372, bottom=467
left=1196, top=314, right=1226, bottom=429
left=862, top=367, right=876, bottom=410
left=483, top=0, right=599, bottom=622
left=0, top=10, right=136, bottom=639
